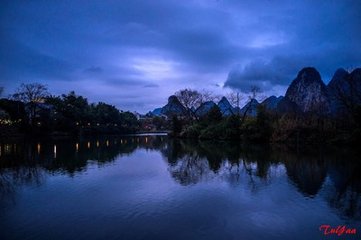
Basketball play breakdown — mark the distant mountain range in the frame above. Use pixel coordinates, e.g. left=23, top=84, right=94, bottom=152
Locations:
left=148, top=67, right=361, bottom=118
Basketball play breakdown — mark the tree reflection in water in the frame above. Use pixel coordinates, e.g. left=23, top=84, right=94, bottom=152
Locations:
left=0, top=136, right=166, bottom=207
left=0, top=143, right=45, bottom=207
left=162, top=139, right=361, bottom=220
left=0, top=136, right=360, bottom=220
left=164, top=140, right=279, bottom=191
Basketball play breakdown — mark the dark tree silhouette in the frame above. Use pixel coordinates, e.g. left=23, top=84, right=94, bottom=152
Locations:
left=12, top=83, right=49, bottom=125
left=171, top=116, right=182, bottom=135
left=175, top=88, right=203, bottom=118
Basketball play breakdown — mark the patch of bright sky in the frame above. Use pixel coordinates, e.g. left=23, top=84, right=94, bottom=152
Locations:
left=131, top=57, right=178, bottom=81
left=248, top=32, right=288, bottom=49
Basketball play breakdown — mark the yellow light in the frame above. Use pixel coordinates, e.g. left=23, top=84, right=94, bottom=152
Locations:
left=76, top=143, right=79, bottom=152
left=106, top=140, right=109, bottom=147
left=87, top=142, right=90, bottom=148
left=96, top=141, right=99, bottom=147
left=37, top=143, right=41, bottom=154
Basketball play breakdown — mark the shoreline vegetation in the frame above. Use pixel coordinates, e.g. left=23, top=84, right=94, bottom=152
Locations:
left=1, top=66, right=361, bottom=145
left=169, top=111, right=361, bottom=145
left=0, top=84, right=139, bottom=138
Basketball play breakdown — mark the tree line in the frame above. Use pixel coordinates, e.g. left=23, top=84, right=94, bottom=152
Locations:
left=165, top=87, right=361, bottom=145
left=0, top=83, right=139, bottom=135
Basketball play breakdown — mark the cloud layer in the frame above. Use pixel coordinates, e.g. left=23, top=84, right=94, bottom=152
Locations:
left=1, top=0, right=361, bottom=112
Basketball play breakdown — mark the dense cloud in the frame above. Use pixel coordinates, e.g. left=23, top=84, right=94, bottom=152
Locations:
left=1, top=0, right=361, bottom=112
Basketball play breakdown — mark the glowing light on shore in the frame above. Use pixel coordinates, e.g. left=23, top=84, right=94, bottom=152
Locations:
left=54, top=145, right=57, bottom=158
left=76, top=143, right=79, bottom=152
left=4, top=144, right=11, bottom=154
left=37, top=143, right=41, bottom=154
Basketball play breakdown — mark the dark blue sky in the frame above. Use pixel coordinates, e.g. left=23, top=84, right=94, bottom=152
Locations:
left=1, top=0, right=361, bottom=112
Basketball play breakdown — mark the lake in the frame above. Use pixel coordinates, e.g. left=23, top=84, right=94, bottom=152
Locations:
left=0, top=135, right=360, bottom=240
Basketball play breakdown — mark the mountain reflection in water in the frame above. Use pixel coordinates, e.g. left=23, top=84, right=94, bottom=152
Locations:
left=0, top=135, right=360, bottom=239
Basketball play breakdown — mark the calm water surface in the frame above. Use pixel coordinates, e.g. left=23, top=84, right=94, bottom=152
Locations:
left=0, top=135, right=360, bottom=240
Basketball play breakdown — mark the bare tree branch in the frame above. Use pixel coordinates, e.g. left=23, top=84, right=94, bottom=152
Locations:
left=12, top=83, right=49, bottom=125
left=12, top=83, right=49, bottom=103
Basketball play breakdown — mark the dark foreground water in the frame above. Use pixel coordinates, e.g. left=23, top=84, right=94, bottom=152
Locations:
left=0, top=135, right=360, bottom=240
